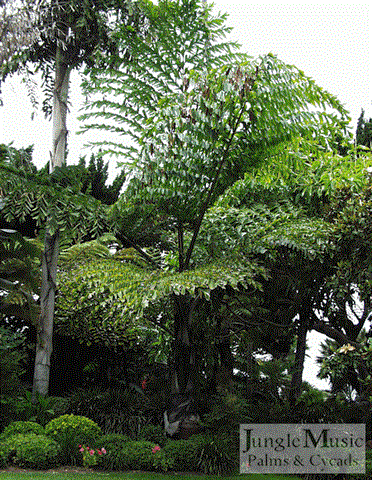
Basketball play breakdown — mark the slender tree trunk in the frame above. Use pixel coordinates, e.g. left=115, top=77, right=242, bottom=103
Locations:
left=32, top=44, right=70, bottom=398
left=32, top=231, right=59, bottom=397
left=289, top=307, right=309, bottom=405
left=172, top=294, right=196, bottom=395
left=50, top=44, right=71, bottom=171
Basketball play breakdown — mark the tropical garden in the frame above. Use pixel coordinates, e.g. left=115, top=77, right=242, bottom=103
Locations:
left=1, top=0, right=372, bottom=478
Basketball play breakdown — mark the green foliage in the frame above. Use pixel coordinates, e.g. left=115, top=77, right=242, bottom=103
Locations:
left=0, top=144, right=111, bottom=244
left=59, top=236, right=113, bottom=266
left=45, top=414, right=101, bottom=464
left=1, top=172, right=110, bottom=241
left=1, top=421, right=44, bottom=437
left=162, top=435, right=209, bottom=472
left=356, top=109, right=372, bottom=149
left=81, top=0, right=241, bottom=156
left=96, top=433, right=131, bottom=470
left=0, top=326, right=27, bottom=399
left=78, top=152, right=126, bottom=205
left=13, top=391, right=61, bottom=426
left=65, top=388, right=151, bottom=436
left=75, top=0, right=357, bottom=406
left=119, top=440, right=156, bottom=470
left=0, top=451, right=5, bottom=468
left=0, top=0, right=141, bottom=116
left=318, top=338, right=372, bottom=400
left=201, top=201, right=334, bottom=264
left=56, top=250, right=265, bottom=347
left=214, top=141, right=371, bottom=227
left=330, top=177, right=372, bottom=299
left=0, top=144, right=36, bottom=176
left=0, top=228, right=41, bottom=322
left=0, top=327, right=28, bottom=430
left=138, top=424, right=167, bottom=447
left=198, top=433, right=238, bottom=475
left=0, top=433, right=61, bottom=469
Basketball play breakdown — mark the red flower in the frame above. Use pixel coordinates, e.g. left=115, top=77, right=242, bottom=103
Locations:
left=152, top=445, right=161, bottom=453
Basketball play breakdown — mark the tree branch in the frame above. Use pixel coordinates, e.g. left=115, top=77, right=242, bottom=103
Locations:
left=116, top=231, right=161, bottom=269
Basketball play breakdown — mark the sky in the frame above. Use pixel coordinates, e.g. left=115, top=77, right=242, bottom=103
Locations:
left=0, top=0, right=371, bottom=389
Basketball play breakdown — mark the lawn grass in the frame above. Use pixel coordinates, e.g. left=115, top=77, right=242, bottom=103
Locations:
left=0, top=469, right=302, bottom=480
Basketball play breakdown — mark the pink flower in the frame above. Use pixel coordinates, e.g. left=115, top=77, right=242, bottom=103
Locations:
left=97, top=450, right=102, bottom=455
left=101, top=448, right=106, bottom=454
left=89, top=449, right=95, bottom=455
left=152, top=445, right=161, bottom=453
left=79, top=447, right=85, bottom=453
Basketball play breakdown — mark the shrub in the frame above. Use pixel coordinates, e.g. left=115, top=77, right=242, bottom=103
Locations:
left=78, top=445, right=107, bottom=468
left=0, top=327, right=27, bottom=399
left=151, top=445, right=174, bottom=472
left=66, top=387, right=151, bottom=435
left=138, top=424, right=167, bottom=447
left=198, top=432, right=238, bottom=474
left=120, top=440, right=156, bottom=470
left=0, top=397, right=18, bottom=434
left=95, top=433, right=131, bottom=470
left=45, top=414, right=101, bottom=464
left=0, top=433, right=61, bottom=469
left=0, top=452, right=6, bottom=469
left=162, top=434, right=210, bottom=472
left=1, top=421, right=45, bottom=438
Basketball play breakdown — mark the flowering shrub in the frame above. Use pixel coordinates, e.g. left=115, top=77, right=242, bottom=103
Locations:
left=95, top=433, right=131, bottom=470
left=79, top=445, right=106, bottom=468
left=151, top=444, right=174, bottom=472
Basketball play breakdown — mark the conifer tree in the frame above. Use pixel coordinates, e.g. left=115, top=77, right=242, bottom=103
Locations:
left=356, top=109, right=372, bottom=149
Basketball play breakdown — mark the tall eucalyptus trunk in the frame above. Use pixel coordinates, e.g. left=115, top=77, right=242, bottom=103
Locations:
left=32, top=43, right=71, bottom=397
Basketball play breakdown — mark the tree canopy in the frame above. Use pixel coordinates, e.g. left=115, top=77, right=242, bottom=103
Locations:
left=2, top=0, right=371, bottom=414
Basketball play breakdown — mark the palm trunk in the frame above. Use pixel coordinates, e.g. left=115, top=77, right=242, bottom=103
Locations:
left=32, top=43, right=70, bottom=398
